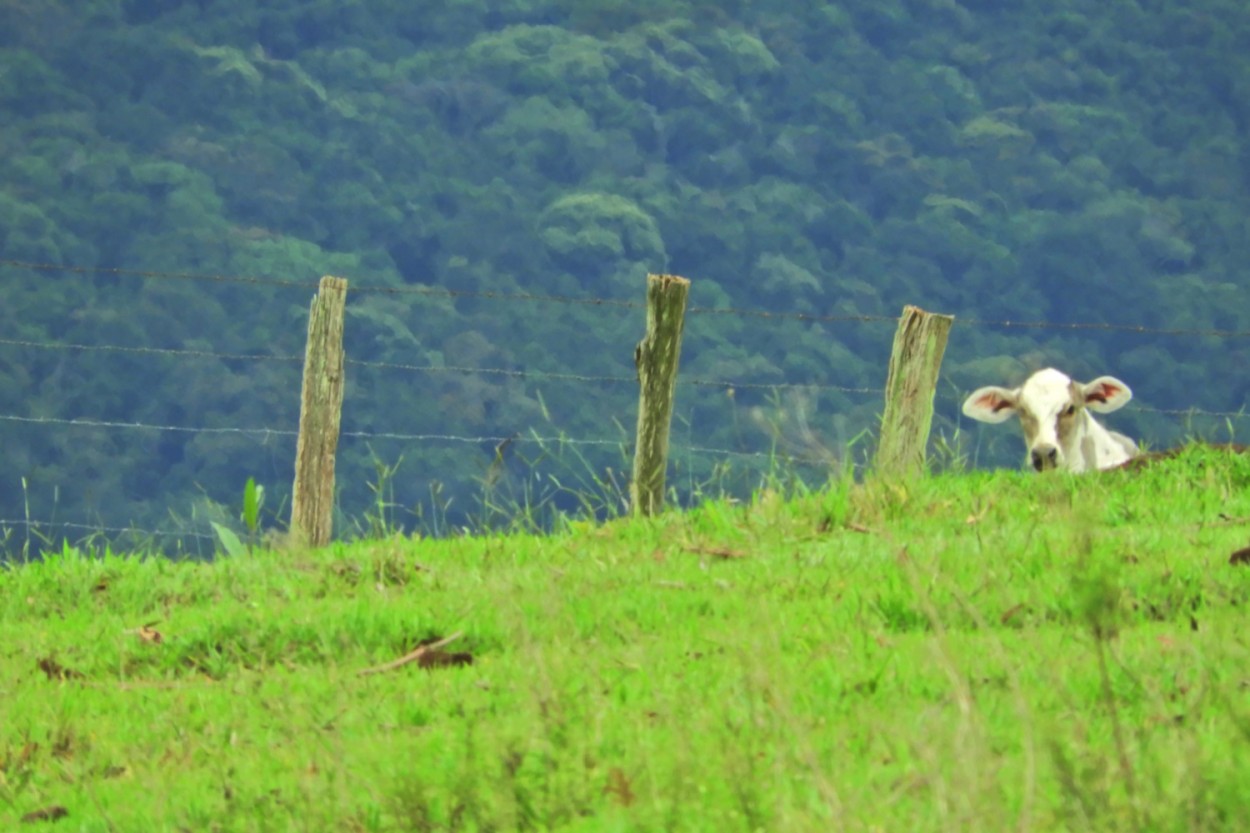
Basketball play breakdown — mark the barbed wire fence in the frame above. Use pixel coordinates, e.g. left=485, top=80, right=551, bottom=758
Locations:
left=2, top=258, right=1247, bottom=557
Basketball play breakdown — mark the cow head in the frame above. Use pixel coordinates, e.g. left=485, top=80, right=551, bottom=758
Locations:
left=962, top=368, right=1133, bottom=471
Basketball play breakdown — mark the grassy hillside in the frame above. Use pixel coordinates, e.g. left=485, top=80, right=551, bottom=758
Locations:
left=3, top=446, right=1250, bottom=830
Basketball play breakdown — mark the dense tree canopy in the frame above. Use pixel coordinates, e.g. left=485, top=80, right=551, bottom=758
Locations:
left=2, top=0, right=1249, bottom=549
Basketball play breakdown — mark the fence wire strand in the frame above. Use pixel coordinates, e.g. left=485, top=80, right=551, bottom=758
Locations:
left=0, top=414, right=300, bottom=438
left=0, top=518, right=214, bottom=541
left=0, top=412, right=853, bottom=466
left=8, top=258, right=1250, bottom=337
left=0, top=336, right=303, bottom=364
left=1, top=258, right=317, bottom=290
left=957, top=317, right=1250, bottom=338
left=4, top=400, right=1245, bottom=450
left=0, top=335, right=881, bottom=394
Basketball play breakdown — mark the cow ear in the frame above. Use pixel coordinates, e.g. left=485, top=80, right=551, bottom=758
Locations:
left=1082, top=376, right=1133, bottom=412
left=962, top=386, right=1019, bottom=423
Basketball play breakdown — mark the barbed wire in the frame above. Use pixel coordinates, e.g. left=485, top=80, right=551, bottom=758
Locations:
left=0, top=335, right=881, bottom=394
left=342, top=430, right=624, bottom=446
left=680, top=445, right=834, bottom=467
left=0, top=518, right=215, bottom=541
left=0, top=414, right=300, bottom=438
left=0, top=412, right=850, bottom=466
left=350, top=282, right=642, bottom=309
left=0, top=414, right=617, bottom=446
left=0, top=336, right=304, bottom=364
left=346, top=356, right=623, bottom=384
left=0, top=258, right=643, bottom=308
left=956, top=317, right=1250, bottom=338
left=686, top=306, right=895, bottom=324
left=0, top=259, right=872, bottom=319
left=690, top=379, right=880, bottom=393
left=1130, top=405, right=1248, bottom=418
left=0, top=259, right=317, bottom=290
left=8, top=259, right=1250, bottom=337
left=4, top=397, right=1248, bottom=448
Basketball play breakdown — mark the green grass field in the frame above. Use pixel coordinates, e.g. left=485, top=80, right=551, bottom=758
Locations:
left=3, top=445, right=1250, bottom=831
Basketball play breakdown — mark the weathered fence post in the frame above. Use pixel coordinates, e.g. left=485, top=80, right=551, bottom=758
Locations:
left=290, top=275, right=348, bottom=547
left=874, top=304, right=954, bottom=479
left=631, top=273, right=691, bottom=516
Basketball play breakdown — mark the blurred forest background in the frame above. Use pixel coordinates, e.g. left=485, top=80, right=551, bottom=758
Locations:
left=2, top=0, right=1249, bottom=549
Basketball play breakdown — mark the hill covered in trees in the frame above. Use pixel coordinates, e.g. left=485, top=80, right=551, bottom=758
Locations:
left=2, top=0, right=1249, bottom=546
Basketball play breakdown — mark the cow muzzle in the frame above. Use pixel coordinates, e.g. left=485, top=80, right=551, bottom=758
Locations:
left=1030, top=443, right=1060, bottom=471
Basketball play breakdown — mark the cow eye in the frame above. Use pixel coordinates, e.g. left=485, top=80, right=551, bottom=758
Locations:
left=1063, top=405, right=1077, bottom=416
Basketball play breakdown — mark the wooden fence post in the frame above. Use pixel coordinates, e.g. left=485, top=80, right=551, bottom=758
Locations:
left=631, top=273, right=691, bottom=516
left=874, top=304, right=954, bottom=479
left=290, top=275, right=348, bottom=547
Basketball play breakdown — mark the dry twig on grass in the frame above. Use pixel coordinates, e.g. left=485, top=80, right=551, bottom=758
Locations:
left=357, top=631, right=468, bottom=676
left=21, top=805, right=69, bottom=824
left=683, top=545, right=747, bottom=560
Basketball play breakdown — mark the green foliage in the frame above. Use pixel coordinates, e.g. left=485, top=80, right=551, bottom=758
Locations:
left=958, top=113, right=1034, bottom=147
left=466, top=25, right=613, bottom=99
left=210, top=521, right=246, bottom=558
left=538, top=192, right=666, bottom=276
left=242, top=477, right=263, bottom=540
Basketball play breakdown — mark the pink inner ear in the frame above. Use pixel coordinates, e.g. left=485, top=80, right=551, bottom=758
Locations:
left=975, top=393, right=1012, bottom=412
left=1087, top=383, right=1122, bottom=404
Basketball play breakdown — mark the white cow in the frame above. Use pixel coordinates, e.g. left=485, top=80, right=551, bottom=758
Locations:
left=962, top=368, right=1138, bottom=472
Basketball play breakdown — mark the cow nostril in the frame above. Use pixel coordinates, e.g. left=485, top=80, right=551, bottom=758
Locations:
left=1031, top=446, right=1059, bottom=471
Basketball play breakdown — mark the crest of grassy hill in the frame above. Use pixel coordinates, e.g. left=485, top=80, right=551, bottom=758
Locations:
left=2, top=444, right=1250, bottom=831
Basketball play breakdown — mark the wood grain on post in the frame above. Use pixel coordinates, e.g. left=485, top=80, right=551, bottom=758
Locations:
left=631, top=273, right=691, bottom=516
left=290, top=275, right=348, bottom=547
left=875, top=304, right=954, bottom=479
